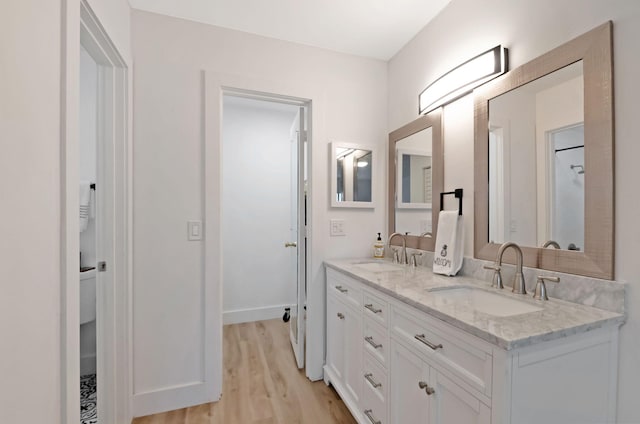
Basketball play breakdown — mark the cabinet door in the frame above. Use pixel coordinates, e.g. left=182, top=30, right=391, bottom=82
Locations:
left=326, top=295, right=345, bottom=382
left=430, top=370, right=490, bottom=424
left=390, top=340, right=430, bottom=424
left=343, top=303, right=363, bottom=404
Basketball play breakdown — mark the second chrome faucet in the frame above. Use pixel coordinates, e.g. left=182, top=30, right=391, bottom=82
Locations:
left=388, top=232, right=407, bottom=264
left=483, top=241, right=527, bottom=294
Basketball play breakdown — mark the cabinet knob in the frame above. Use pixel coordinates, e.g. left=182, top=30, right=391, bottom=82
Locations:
left=335, top=285, right=348, bottom=293
left=418, top=381, right=435, bottom=395
left=337, top=312, right=345, bottom=320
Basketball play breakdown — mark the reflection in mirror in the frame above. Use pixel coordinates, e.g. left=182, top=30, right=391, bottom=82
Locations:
left=395, top=127, right=433, bottom=235
left=475, top=21, right=614, bottom=279
left=389, top=109, right=443, bottom=252
left=331, top=143, right=375, bottom=208
left=488, top=61, right=583, bottom=250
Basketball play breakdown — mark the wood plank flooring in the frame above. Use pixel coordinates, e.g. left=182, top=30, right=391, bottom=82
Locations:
left=132, top=319, right=356, bottom=424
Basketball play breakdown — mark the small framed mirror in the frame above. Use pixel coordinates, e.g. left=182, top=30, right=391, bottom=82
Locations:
left=389, top=109, right=443, bottom=251
left=474, top=22, right=614, bottom=279
left=331, top=142, right=375, bottom=208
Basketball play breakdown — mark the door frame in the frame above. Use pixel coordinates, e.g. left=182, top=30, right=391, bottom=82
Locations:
left=205, top=71, right=322, bottom=400
left=61, top=1, right=131, bottom=422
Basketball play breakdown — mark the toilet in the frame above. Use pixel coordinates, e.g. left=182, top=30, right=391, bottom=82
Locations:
left=80, top=269, right=96, bottom=325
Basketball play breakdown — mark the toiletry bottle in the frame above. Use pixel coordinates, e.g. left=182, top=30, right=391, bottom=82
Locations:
left=373, top=233, right=385, bottom=258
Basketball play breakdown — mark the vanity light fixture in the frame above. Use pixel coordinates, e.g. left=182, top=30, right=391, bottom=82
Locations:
left=419, top=45, right=508, bottom=115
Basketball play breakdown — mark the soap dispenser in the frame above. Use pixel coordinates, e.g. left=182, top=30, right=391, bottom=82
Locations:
left=373, top=233, right=385, bottom=258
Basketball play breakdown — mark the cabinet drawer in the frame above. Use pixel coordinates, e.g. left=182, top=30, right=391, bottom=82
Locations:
left=391, top=306, right=493, bottom=397
left=327, top=268, right=362, bottom=309
left=363, top=291, right=388, bottom=327
left=364, top=319, right=388, bottom=368
left=362, top=355, right=388, bottom=424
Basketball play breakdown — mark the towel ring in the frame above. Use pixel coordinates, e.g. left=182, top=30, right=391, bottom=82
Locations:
left=439, top=188, right=463, bottom=215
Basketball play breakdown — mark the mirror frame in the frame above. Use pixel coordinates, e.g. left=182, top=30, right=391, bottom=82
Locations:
left=389, top=108, right=443, bottom=251
left=330, top=142, right=376, bottom=208
left=474, top=21, right=614, bottom=279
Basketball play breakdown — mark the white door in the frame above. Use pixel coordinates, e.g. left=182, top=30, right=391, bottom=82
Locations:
left=390, top=340, right=430, bottom=424
left=288, top=107, right=306, bottom=369
left=80, top=36, right=119, bottom=423
left=326, top=295, right=346, bottom=380
left=430, top=370, right=491, bottom=424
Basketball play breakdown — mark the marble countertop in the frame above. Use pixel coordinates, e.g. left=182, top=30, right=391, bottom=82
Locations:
left=324, top=258, right=625, bottom=350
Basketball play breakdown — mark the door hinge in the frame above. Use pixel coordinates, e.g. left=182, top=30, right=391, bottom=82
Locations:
left=98, top=261, right=107, bottom=272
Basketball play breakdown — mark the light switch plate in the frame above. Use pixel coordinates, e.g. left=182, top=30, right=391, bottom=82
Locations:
left=188, top=220, right=202, bottom=241
left=330, top=219, right=346, bottom=236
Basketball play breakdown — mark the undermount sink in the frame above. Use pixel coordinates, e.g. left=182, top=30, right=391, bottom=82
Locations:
left=429, top=287, right=543, bottom=317
left=354, top=261, right=405, bottom=273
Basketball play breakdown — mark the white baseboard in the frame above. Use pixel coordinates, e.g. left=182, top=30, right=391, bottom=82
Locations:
left=80, top=354, right=96, bottom=376
left=133, top=381, right=216, bottom=418
left=223, top=304, right=295, bottom=325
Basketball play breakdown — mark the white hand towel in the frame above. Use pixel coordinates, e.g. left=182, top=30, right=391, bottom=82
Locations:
left=79, top=182, right=91, bottom=232
left=433, top=211, right=465, bottom=276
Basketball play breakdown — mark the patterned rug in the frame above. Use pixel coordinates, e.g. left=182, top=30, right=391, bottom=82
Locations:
left=80, top=374, right=97, bottom=424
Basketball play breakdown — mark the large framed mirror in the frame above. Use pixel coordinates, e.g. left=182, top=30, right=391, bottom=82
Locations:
left=389, top=109, right=443, bottom=251
left=331, top=142, right=376, bottom=208
left=474, top=22, right=614, bottom=279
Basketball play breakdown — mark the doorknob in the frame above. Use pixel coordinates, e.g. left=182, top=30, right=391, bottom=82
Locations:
left=284, top=242, right=297, bottom=247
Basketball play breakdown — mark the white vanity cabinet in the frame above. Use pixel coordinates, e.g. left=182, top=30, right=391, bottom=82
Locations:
left=325, top=269, right=364, bottom=417
left=324, top=265, right=620, bottom=424
left=389, top=300, right=491, bottom=424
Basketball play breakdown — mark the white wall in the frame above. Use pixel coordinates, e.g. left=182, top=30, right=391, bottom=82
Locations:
left=79, top=45, right=98, bottom=376
left=0, top=2, right=62, bottom=422
left=131, top=9, right=387, bottom=414
left=388, top=1, right=640, bottom=421
left=79, top=45, right=98, bottom=268
left=86, top=0, right=132, bottom=62
left=222, top=96, right=298, bottom=323
left=0, top=1, right=130, bottom=423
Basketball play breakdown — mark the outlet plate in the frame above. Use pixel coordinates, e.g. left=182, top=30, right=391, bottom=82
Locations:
left=330, top=219, right=346, bottom=236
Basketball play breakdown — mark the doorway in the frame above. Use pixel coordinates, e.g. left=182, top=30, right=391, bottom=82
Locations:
left=221, top=92, right=309, bottom=369
left=62, top=2, right=130, bottom=423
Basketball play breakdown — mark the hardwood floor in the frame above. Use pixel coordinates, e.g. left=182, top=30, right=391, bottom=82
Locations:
left=133, top=319, right=356, bottom=424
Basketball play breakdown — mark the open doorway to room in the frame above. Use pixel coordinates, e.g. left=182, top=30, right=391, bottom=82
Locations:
left=221, top=93, right=309, bottom=370
left=64, top=3, right=130, bottom=423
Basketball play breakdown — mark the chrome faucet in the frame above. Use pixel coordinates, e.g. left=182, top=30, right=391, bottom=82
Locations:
left=388, top=232, right=408, bottom=264
left=483, top=241, right=527, bottom=294
left=542, top=240, right=561, bottom=249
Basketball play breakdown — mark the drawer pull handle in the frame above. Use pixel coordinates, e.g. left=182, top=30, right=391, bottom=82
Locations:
left=364, top=409, right=381, bottom=424
left=418, top=381, right=436, bottom=395
left=364, top=373, right=382, bottom=388
left=414, top=334, right=443, bottom=350
left=365, top=303, right=383, bottom=314
left=335, top=285, right=348, bottom=293
left=364, top=336, right=382, bottom=349
left=337, top=312, right=345, bottom=320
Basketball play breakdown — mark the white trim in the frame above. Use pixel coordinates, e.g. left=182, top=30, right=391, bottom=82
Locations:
left=205, top=71, right=326, bottom=402
left=133, top=382, right=212, bottom=418
left=223, top=304, right=296, bottom=325
left=62, top=2, right=131, bottom=422
left=60, top=0, right=81, bottom=421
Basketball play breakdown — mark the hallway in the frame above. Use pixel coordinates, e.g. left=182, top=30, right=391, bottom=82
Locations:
left=133, top=319, right=356, bottom=423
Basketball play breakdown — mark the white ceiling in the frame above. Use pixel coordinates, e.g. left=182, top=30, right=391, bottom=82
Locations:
left=128, top=0, right=452, bottom=60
